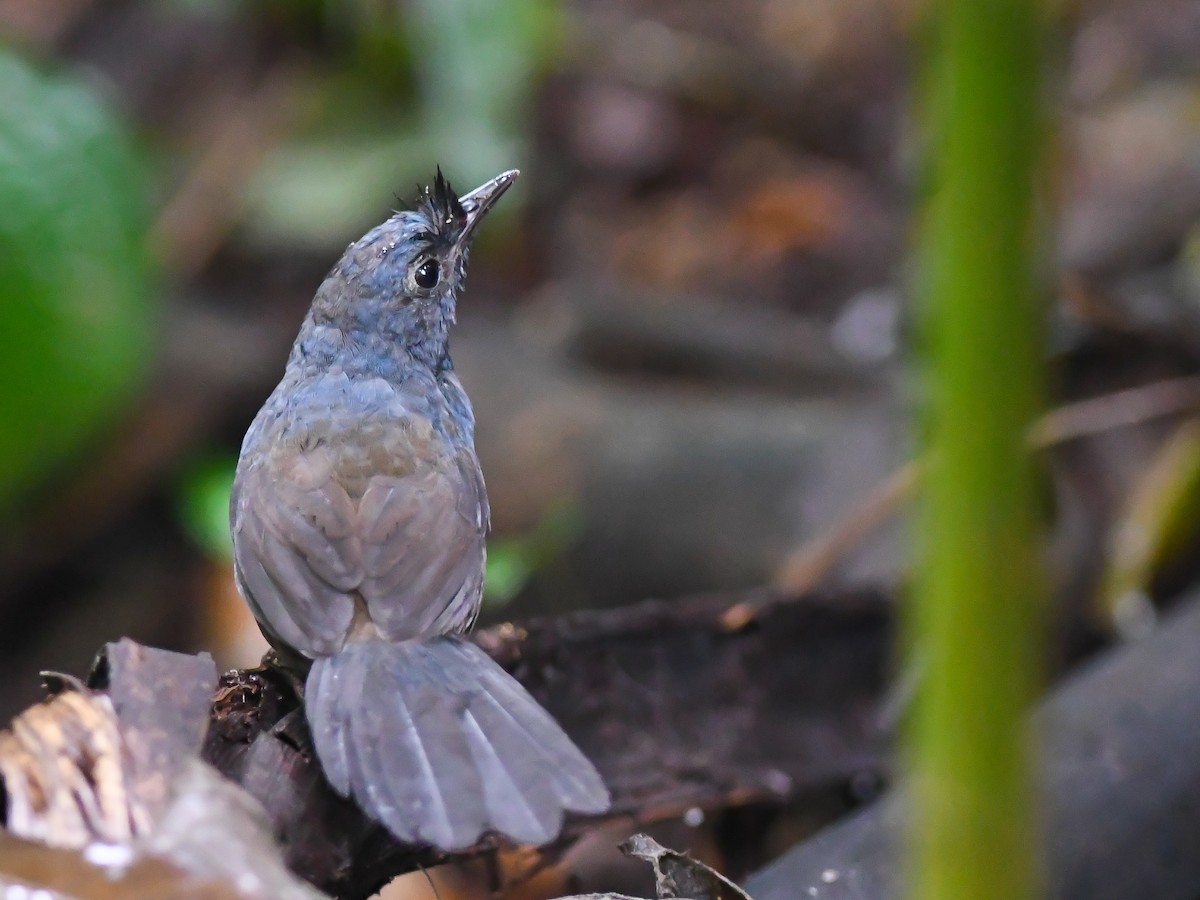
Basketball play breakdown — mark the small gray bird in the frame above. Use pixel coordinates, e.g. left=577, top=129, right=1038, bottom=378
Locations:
left=230, top=169, right=609, bottom=850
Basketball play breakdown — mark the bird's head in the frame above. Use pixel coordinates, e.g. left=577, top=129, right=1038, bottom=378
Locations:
left=304, top=168, right=518, bottom=371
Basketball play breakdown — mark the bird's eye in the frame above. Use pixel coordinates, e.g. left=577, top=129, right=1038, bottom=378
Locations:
left=414, top=259, right=440, bottom=289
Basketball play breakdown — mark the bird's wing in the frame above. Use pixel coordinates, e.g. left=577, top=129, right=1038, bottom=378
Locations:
left=231, top=454, right=362, bottom=657
left=356, top=444, right=487, bottom=639
left=232, top=409, right=487, bottom=656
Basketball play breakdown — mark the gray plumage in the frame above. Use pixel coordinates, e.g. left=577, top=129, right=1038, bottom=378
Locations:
left=230, top=169, right=609, bottom=849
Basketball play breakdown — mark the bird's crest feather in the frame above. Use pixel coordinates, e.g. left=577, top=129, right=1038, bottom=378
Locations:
left=406, top=167, right=466, bottom=243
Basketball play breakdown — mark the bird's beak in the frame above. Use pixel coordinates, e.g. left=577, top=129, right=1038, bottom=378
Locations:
left=458, top=169, right=519, bottom=245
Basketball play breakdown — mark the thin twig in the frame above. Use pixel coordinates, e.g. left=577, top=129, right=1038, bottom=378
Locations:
left=1028, top=375, right=1200, bottom=448
left=773, top=460, right=921, bottom=596
left=151, top=64, right=302, bottom=279
left=772, top=374, right=1200, bottom=595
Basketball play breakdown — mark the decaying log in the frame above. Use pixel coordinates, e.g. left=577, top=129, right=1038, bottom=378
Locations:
left=0, top=588, right=893, bottom=899
left=0, top=640, right=323, bottom=898
left=743, top=593, right=1200, bottom=900
left=10, top=584, right=1200, bottom=899
left=203, top=588, right=893, bottom=896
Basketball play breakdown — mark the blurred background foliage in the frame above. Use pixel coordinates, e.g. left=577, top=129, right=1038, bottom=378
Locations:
left=243, top=0, right=557, bottom=249
left=0, top=51, right=153, bottom=518
left=2, top=0, right=1200, bottom=897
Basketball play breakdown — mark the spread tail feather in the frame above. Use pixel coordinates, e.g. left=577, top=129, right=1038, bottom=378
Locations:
left=304, top=637, right=610, bottom=850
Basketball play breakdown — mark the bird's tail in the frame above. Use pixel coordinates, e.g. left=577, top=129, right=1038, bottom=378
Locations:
left=304, top=636, right=609, bottom=850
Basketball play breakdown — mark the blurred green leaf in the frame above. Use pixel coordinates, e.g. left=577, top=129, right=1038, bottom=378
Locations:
left=484, top=501, right=580, bottom=608
left=243, top=126, right=429, bottom=251
left=177, top=454, right=236, bottom=561
left=1099, top=419, right=1200, bottom=638
left=0, top=52, right=154, bottom=516
left=484, top=541, right=533, bottom=606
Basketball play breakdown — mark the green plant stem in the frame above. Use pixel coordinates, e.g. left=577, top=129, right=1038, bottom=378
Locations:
left=909, top=1, right=1045, bottom=898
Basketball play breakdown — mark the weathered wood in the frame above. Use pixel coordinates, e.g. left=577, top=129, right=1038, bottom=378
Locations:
left=91, top=638, right=218, bottom=821
left=202, top=588, right=893, bottom=897
left=11, top=586, right=1200, bottom=899
left=0, top=589, right=890, bottom=898
left=0, top=641, right=324, bottom=899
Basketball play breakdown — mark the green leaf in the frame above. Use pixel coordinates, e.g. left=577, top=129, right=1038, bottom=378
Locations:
left=0, top=52, right=154, bottom=515
left=483, top=500, right=580, bottom=609
left=483, top=541, right=534, bottom=606
left=1099, top=419, right=1200, bottom=638
left=177, top=454, right=236, bottom=561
